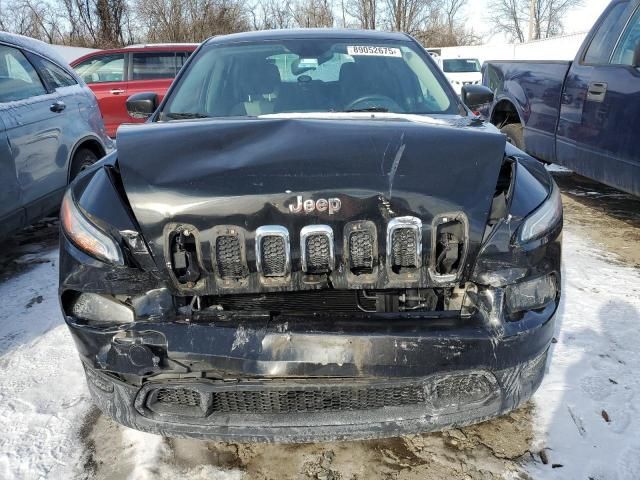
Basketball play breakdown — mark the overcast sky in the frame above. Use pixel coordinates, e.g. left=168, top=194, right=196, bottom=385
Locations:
left=465, top=0, right=611, bottom=43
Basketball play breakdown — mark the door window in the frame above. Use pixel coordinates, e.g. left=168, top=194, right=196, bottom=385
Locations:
left=35, top=57, right=77, bottom=89
left=132, top=52, right=179, bottom=80
left=611, top=6, right=640, bottom=65
left=0, top=45, right=47, bottom=102
left=177, top=52, right=191, bottom=69
left=73, top=54, right=125, bottom=84
left=583, top=1, right=630, bottom=64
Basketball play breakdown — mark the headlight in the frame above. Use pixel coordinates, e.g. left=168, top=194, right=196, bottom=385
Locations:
left=61, top=190, right=123, bottom=264
left=71, top=293, right=134, bottom=324
left=519, top=185, right=562, bottom=242
left=506, top=274, right=557, bottom=313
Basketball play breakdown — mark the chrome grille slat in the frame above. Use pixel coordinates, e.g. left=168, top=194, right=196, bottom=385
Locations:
left=300, top=225, right=334, bottom=274
left=387, top=217, right=422, bottom=273
left=255, top=226, right=290, bottom=277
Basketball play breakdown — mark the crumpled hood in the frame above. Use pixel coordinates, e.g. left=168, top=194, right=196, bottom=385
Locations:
left=116, top=116, right=506, bottom=291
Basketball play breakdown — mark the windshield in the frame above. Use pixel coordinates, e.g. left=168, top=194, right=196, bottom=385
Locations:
left=160, top=39, right=458, bottom=119
left=442, top=59, right=481, bottom=73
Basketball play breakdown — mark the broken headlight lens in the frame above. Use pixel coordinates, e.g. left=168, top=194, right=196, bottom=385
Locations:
left=71, top=293, right=134, bottom=324
left=505, top=274, right=557, bottom=313
left=61, top=190, right=123, bottom=264
left=519, top=185, right=562, bottom=242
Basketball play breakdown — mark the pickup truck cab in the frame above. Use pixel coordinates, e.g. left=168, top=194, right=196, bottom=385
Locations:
left=483, top=0, right=640, bottom=196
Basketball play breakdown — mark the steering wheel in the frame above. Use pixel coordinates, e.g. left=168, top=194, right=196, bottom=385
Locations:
left=344, top=95, right=403, bottom=112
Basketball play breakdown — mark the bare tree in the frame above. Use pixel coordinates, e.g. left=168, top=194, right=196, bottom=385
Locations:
left=251, top=0, right=295, bottom=29
left=488, top=0, right=583, bottom=42
left=136, top=0, right=247, bottom=42
left=294, top=0, right=334, bottom=27
left=487, top=0, right=526, bottom=42
left=346, top=0, right=376, bottom=29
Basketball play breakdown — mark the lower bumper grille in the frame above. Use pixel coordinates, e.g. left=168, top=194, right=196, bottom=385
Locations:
left=149, top=382, right=427, bottom=415
left=140, top=373, right=499, bottom=419
left=156, top=387, right=201, bottom=407
left=209, top=384, right=426, bottom=414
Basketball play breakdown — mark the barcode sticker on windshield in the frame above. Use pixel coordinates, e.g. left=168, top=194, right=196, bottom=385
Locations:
left=347, top=46, right=402, bottom=57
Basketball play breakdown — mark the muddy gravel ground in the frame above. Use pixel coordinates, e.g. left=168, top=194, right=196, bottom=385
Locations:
left=1, top=172, right=638, bottom=480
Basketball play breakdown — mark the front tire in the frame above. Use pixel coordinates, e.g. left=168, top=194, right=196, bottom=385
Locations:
left=500, top=123, right=525, bottom=150
left=69, top=148, right=98, bottom=182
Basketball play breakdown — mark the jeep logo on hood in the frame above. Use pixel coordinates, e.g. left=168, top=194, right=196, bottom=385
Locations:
left=288, top=195, right=342, bottom=214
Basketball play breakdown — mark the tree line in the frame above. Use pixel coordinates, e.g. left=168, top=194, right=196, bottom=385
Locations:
left=0, top=0, right=582, bottom=49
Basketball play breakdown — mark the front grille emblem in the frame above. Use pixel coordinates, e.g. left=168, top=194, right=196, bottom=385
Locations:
left=288, top=195, right=341, bottom=214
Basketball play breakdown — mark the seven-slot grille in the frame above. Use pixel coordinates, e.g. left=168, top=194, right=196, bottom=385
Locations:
left=216, top=235, right=244, bottom=278
left=211, top=218, right=426, bottom=280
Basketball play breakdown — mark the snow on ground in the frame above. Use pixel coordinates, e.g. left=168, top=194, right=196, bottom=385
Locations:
left=0, top=219, right=638, bottom=478
left=0, top=248, right=91, bottom=479
left=530, top=232, right=640, bottom=479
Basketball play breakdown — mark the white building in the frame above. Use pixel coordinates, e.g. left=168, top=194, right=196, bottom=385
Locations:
left=429, top=32, right=588, bottom=66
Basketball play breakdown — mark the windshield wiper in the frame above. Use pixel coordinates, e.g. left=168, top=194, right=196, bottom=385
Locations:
left=164, top=112, right=210, bottom=120
left=343, top=107, right=389, bottom=113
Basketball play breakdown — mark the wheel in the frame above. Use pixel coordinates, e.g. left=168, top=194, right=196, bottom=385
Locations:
left=69, top=148, right=98, bottom=181
left=500, top=123, right=525, bottom=150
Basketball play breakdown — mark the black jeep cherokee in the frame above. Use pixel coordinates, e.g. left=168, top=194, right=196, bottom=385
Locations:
left=59, top=29, right=562, bottom=442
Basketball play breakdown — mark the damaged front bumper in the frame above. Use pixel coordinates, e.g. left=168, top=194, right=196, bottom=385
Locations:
left=61, top=226, right=557, bottom=442
left=66, top=305, right=554, bottom=441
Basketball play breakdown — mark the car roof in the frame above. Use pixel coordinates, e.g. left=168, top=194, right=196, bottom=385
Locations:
left=0, top=31, right=73, bottom=70
left=205, top=28, right=412, bottom=45
left=71, top=43, right=199, bottom=65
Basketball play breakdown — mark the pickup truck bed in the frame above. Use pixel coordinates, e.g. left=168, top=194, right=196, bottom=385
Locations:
left=483, top=0, right=640, bottom=196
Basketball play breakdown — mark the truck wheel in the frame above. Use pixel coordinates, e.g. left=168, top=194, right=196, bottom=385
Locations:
left=69, top=148, right=98, bottom=182
left=501, top=123, right=524, bottom=150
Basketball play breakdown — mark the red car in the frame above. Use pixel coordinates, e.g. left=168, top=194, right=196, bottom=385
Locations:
left=71, top=44, right=198, bottom=137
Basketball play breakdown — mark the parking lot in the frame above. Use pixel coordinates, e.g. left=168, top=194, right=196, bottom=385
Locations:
left=0, top=171, right=637, bottom=480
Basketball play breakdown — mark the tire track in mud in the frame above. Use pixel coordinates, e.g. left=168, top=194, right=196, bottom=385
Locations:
left=78, top=404, right=536, bottom=479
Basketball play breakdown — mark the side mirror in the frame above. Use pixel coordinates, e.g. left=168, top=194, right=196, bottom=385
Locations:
left=126, top=92, right=158, bottom=119
left=633, top=40, right=640, bottom=68
left=461, top=84, right=494, bottom=110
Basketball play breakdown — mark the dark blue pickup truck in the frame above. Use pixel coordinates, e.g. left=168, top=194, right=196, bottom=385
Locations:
left=483, top=0, right=640, bottom=196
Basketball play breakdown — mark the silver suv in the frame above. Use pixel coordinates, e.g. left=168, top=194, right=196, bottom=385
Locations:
left=0, top=32, right=112, bottom=238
